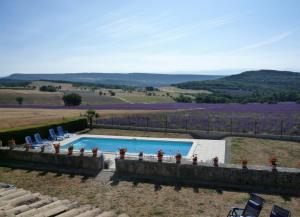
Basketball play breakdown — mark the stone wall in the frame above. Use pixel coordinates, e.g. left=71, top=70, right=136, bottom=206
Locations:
left=0, top=148, right=104, bottom=176
left=115, top=159, right=300, bottom=195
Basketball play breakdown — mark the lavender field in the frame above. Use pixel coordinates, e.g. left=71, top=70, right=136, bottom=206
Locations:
left=96, top=103, right=300, bottom=136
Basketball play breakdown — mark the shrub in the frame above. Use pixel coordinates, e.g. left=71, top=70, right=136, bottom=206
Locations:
left=39, top=85, right=57, bottom=92
left=0, top=118, right=87, bottom=146
left=174, top=94, right=193, bottom=103
left=16, top=96, right=23, bottom=105
left=62, top=93, right=82, bottom=106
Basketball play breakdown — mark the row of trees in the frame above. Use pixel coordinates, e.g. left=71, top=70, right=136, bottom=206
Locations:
left=174, top=91, right=300, bottom=104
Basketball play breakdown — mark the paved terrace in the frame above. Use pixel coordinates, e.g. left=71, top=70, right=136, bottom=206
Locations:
left=0, top=184, right=128, bottom=217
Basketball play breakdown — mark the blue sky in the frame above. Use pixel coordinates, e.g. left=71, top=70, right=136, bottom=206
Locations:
left=0, top=0, right=300, bottom=75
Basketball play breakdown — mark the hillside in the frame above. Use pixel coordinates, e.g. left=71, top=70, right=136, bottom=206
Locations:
left=173, top=70, right=300, bottom=103
left=4, top=73, right=222, bottom=87
left=174, top=70, right=300, bottom=92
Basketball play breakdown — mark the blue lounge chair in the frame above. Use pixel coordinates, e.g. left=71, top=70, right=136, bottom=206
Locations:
left=57, top=126, right=72, bottom=138
left=25, top=136, right=41, bottom=149
left=227, top=193, right=265, bottom=217
left=270, top=205, right=291, bottom=217
left=34, top=133, right=52, bottom=145
left=49, top=128, right=64, bottom=141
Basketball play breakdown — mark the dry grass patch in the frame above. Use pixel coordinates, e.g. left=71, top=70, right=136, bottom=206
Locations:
left=87, top=128, right=193, bottom=139
left=231, top=137, right=300, bottom=168
left=0, top=167, right=299, bottom=217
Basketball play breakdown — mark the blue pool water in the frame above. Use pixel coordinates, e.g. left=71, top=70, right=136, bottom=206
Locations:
left=63, top=137, right=193, bottom=156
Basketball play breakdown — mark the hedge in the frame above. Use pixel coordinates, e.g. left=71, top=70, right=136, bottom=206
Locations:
left=0, top=118, right=87, bottom=146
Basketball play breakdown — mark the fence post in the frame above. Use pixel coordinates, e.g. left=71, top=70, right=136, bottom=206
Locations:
left=207, top=117, right=210, bottom=133
left=146, top=117, right=149, bottom=130
left=185, top=117, right=188, bottom=132
left=165, top=114, right=168, bottom=130
left=127, top=115, right=130, bottom=126
left=280, top=120, right=283, bottom=136
left=254, top=120, right=258, bottom=134
left=111, top=115, right=114, bottom=126
left=230, top=118, right=233, bottom=134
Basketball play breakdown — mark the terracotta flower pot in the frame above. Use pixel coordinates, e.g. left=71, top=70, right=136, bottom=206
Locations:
left=119, top=149, right=126, bottom=159
left=213, top=157, right=219, bottom=167
left=157, top=155, right=163, bottom=162
left=192, top=156, right=197, bottom=165
left=138, top=152, right=143, bottom=161
left=68, top=146, right=74, bottom=155
left=80, top=148, right=84, bottom=156
left=53, top=143, right=60, bottom=154
left=175, top=154, right=182, bottom=164
left=92, top=147, right=98, bottom=157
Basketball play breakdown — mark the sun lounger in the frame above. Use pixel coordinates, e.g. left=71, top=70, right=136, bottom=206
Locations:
left=57, top=126, right=72, bottom=138
left=34, top=133, right=52, bottom=145
left=227, top=193, right=265, bottom=217
left=49, top=128, right=64, bottom=141
left=270, top=205, right=291, bottom=217
left=25, top=136, right=42, bottom=149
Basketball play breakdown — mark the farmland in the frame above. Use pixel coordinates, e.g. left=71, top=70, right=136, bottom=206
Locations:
left=0, top=108, right=165, bottom=130
left=97, top=103, right=300, bottom=136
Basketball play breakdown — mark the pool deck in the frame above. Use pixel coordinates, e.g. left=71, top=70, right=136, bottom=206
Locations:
left=60, top=134, right=226, bottom=166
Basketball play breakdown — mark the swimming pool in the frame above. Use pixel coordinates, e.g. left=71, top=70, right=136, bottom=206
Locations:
left=63, top=136, right=193, bottom=156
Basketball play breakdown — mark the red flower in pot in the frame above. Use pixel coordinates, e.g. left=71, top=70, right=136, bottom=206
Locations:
left=119, top=148, right=127, bottom=159
left=68, top=145, right=74, bottom=155
left=53, top=143, right=60, bottom=154
left=175, top=152, right=182, bottom=164
left=80, top=147, right=84, bottom=156
left=138, top=152, right=143, bottom=161
left=92, top=147, right=98, bottom=157
left=213, top=156, right=219, bottom=167
left=192, top=155, right=198, bottom=165
left=241, top=159, right=248, bottom=169
left=157, top=149, right=164, bottom=162
left=269, top=155, right=277, bottom=171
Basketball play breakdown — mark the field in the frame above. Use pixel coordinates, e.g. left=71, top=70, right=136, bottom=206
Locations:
left=0, top=108, right=165, bottom=130
left=231, top=137, right=300, bottom=168
left=97, top=103, right=300, bottom=136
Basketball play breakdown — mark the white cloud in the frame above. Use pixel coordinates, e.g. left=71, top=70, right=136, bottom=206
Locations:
left=228, top=30, right=294, bottom=54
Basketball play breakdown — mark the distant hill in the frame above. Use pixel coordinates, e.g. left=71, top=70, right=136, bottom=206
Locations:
left=4, top=73, right=223, bottom=87
left=173, top=70, right=300, bottom=103
left=174, top=70, right=300, bottom=92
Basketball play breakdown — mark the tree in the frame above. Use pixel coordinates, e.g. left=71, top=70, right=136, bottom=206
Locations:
left=62, top=93, right=82, bottom=106
left=85, top=110, right=99, bottom=128
left=109, top=90, right=116, bottom=96
left=39, top=85, right=57, bottom=92
left=174, top=94, right=193, bottom=103
left=16, top=96, right=23, bottom=105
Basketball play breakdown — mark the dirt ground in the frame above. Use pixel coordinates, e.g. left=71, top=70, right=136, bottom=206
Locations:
left=231, top=137, right=300, bottom=168
left=0, top=168, right=299, bottom=217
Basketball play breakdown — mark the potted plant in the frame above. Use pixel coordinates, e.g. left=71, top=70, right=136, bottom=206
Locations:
left=92, top=147, right=98, bottom=157
left=80, top=147, right=84, bottom=156
left=53, top=143, right=60, bottom=154
left=8, top=139, right=16, bottom=150
left=175, top=152, right=182, bottom=164
left=213, top=156, right=219, bottom=167
left=192, top=155, right=197, bottom=165
left=269, top=155, right=277, bottom=171
left=24, top=143, right=31, bottom=152
left=241, top=159, right=248, bottom=169
left=157, top=149, right=164, bottom=162
left=138, top=152, right=143, bottom=161
left=68, top=145, right=74, bottom=155
left=119, top=148, right=127, bottom=159
left=40, top=145, right=45, bottom=153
